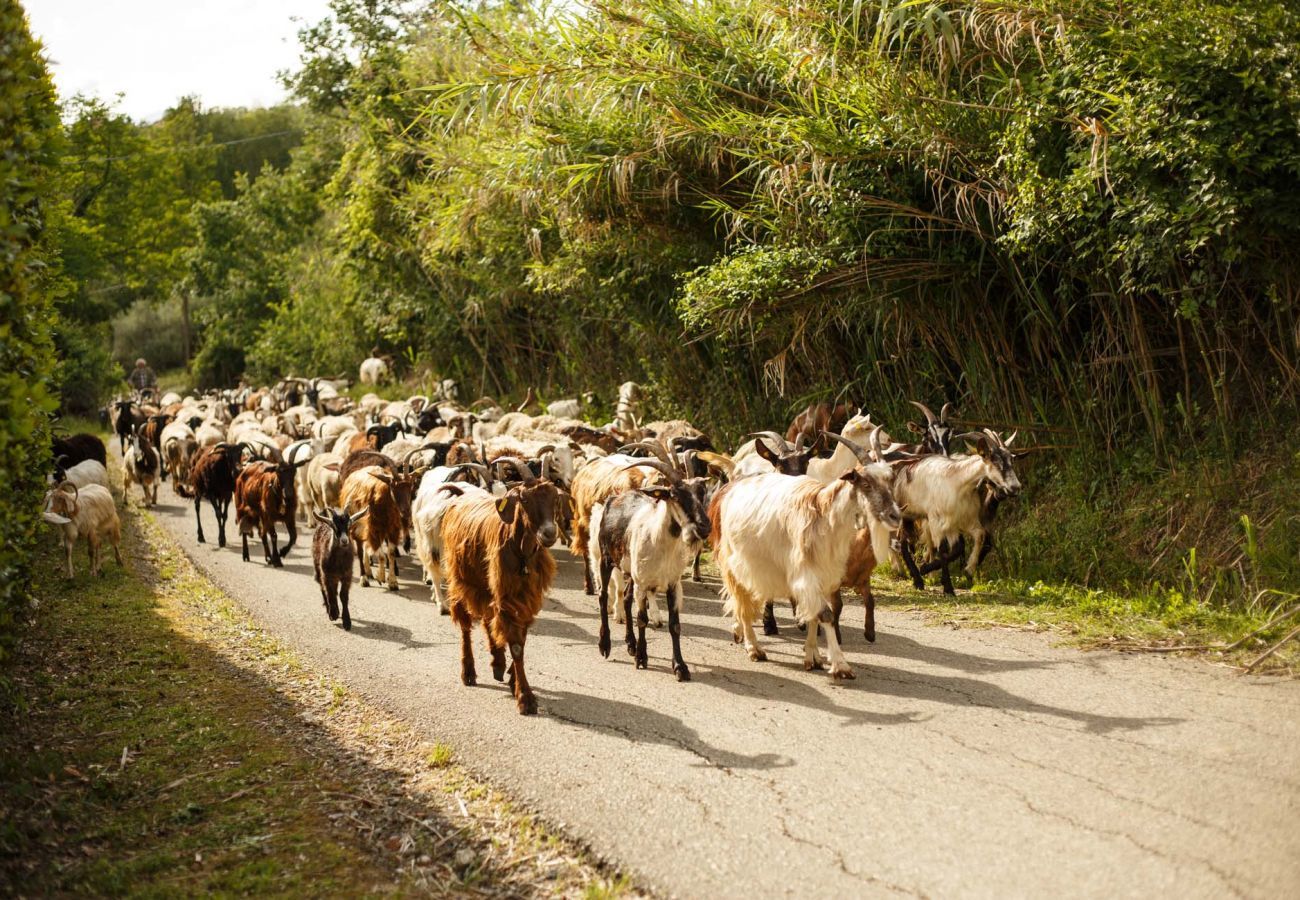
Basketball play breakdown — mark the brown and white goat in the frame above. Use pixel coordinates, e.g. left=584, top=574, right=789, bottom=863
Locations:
left=123, top=430, right=160, bottom=507
left=590, top=457, right=712, bottom=681
left=441, top=458, right=560, bottom=715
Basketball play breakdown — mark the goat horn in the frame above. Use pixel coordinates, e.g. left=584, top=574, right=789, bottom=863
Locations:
left=695, top=450, right=735, bottom=474
left=59, top=480, right=78, bottom=500
left=953, top=431, right=986, bottom=445
left=793, top=431, right=807, bottom=453
left=750, top=431, right=792, bottom=454
left=940, top=402, right=954, bottom=421
left=1005, top=431, right=1018, bottom=447
left=493, top=455, right=536, bottom=484
left=909, top=401, right=937, bottom=425
left=625, top=458, right=681, bottom=484
left=619, top=440, right=673, bottom=468
left=822, top=431, right=872, bottom=467
left=446, top=462, right=491, bottom=483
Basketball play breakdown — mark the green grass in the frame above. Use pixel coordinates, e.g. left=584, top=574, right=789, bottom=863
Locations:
left=0, top=522, right=402, bottom=895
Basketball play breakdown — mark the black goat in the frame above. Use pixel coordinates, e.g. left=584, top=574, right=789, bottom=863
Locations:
left=190, top=442, right=244, bottom=547
left=52, top=432, right=106, bottom=468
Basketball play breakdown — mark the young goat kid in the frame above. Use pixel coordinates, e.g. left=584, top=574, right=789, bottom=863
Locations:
left=589, top=456, right=711, bottom=681
left=441, top=458, right=560, bottom=715
left=312, top=506, right=369, bottom=629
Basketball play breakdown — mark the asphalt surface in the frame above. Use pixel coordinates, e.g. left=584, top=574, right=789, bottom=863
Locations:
left=145, top=486, right=1300, bottom=898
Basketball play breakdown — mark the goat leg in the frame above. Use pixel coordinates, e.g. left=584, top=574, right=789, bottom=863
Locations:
left=863, top=585, right=877, bottom=643
left=453, top=607, right=476, bottom=686
left=194, top=496, right=205, bottom=544
left=506, top=629, right=537, bottom=716
left=667, top=584, right=690, bottom=681
left=486, top=619, right=508, bottom=682
left=938, top=538, right=956, bottom=596
left=831, top=590, right=844, bottom=646
left=692, top=550, right=702, bottom=583
left=763, top=600, right=779, bottom=636
left=623, top=577, right=636, bottom=658
left=898, top=539, right=926, bottom=590
left=583, top=550, right=596, bottom=596
left=597, top=559, right=613, bottom=659
left=635, top=591, right=650, bottom=670
left=282, top=517, right=296, bottom=557
left=339, top=578, right=351, bottom=631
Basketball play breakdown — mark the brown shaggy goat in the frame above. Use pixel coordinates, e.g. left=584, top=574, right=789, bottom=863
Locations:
left=234, top=455, right=306, bottom=566
left=441, top=458, right=560, bottom=715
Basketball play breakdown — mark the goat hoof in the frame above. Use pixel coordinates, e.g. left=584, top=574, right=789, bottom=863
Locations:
left=748, top=648, right=767, bottom=663
left=462, top=671, right=477, bottom=687
left=731, top=625, right=741, bottom=643
left=831, top=666, right=856, bottom=681
left=636, top=655, right=648, bottom=670
left=272, top=558, right=283, bottom=568
left=491, top=661, right=507, bottom=682
left=424, top=577, right=433, bottom=586
left=598, top=633, right=611, bottom=659
left=805, top=657, right=825, bottom=671
left=517, top=694, right=538, bottom=716
left=763, top=621, right=779, bottom=637
left=674, top=665, right=692, bottom=682
left=625, top=642, right=637, bottom=658
left=387, top=584, right=399, bottom=592
left=342, top=618, right=352, bottom=631
left=911, top=579, right=925, bottom=590
left=865, top=628, right=876, bottom=643
left=796, top=622, right=806, bottom=633
left=439, top=607, right=450, bottom=616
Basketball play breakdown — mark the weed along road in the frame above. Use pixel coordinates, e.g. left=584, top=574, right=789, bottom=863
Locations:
left=149, top=493, right=1300, bottom=899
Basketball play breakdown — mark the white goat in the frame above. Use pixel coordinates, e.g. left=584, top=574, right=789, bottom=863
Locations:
left=359, top=357, right=389, bottom=385
left=711, top=439, right=902, bottom=678
left=53, top=459, right=110, bottom=493
left=411, top=464, right=492, bottom=613
left=892, top=429, right=1022, bottom=594
left=43, top=482, right=123, bottom=578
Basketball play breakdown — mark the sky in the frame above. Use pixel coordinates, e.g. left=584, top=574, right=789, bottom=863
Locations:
left=25, top=0, right=336, bottom=122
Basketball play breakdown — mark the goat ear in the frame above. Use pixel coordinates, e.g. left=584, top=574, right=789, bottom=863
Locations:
left=323, top=462, right=340, bottom=472
left=753, top=438, right=779, bottom=465
left=495, top=494, right=517, bottom=522
left=906, top=421, right=924, bottom=435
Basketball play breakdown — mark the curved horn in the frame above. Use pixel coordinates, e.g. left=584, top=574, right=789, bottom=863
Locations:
left=445, top=462, right=492, bottom=483
left=401, top=445, right=431, bottom=475
left=493, top=455, right=536, bottom=484
left=868, top=424, right=884, bottom=462
left=625, top=458, right=681, bottom=484
left=909, top=401, right=937, bottom=425
left=750, top=431, right=793, bottom=454
left=619, top=440, right=673, bottom=467
left=695, top=450, right=735, bottom=475
left=541, top=454, right=553, bottom=482
left=58, top=480, right=79, bottom=500
left=793, top=431, right=807, bottom=453
left=939, top=402, right=954, bottom=421
left=1005, top=430, right=1018, bottom=447
left=822, top=431, right=873, bottom=467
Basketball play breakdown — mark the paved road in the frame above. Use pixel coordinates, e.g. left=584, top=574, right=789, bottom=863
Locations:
left=147, top=489, right=1300, bottom=898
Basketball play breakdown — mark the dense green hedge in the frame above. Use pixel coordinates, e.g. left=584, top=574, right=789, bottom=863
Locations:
left=0, top=1, right=61, bottom=665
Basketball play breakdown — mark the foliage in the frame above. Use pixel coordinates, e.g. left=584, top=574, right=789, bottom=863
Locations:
left=0, top=0, right=60, bottom=669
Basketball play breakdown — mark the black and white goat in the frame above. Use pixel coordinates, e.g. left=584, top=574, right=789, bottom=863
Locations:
left=589, top=457, right=711, bottom=680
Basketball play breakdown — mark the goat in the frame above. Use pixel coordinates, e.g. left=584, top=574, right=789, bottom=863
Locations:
left=359, top=356, right=390, bottom=385
left=338, top=465, right=411, bottom=590
left=709, top=431, right=902, bottom=678
left=234, top=450, right=307, bottom=567
left=590, top=457, right=711, bottom=680
left=312, top=506, right=369, bottom=629
left=412, top=467, right=492, bottom=613
left=547, top=391, right=594, bottom=420
left=731, top=432, right=816, bottom=479
left=906, top=401, right=956, bottom=457
left=892, top=429, right=1022, bottom=594
left=52, top=457, right=110, bottom=493
left=614, top=381, right=643, bottom=433
left=122, top=430, right=160, bottom=507
left=786, top=401, right=855, bottom=455
left=568, top=451, right=650, bottom=595
left=140, top=413, right=173, bottom=477
left=190, top=442, right=244, bottom=547
left=110, top=399, right=145, bottom=454
left=441, top=458, right=560, bottom=715
left=42, top=482, right=122, bottom=578
left=305, top=451, right=344, bottom=521
left=342, top=422, right=404, bottom=456
left=159, top=421, right=199, bottom=494
left=52, top=432, right=106, bottom=468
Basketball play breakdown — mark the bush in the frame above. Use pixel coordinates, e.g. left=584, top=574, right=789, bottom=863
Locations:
left=56, top=319, right=123, bottom=414
left=0, top=2, right=62, bottom=671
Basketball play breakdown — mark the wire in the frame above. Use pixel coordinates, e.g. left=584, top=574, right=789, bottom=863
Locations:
left=82, top=129, right=304, bottom=164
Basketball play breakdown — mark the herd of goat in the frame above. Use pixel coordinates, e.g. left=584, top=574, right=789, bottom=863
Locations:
left=43, top=365, right=1023, bottom=714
